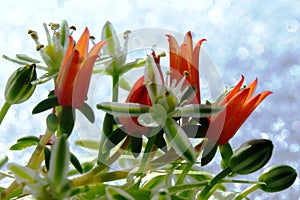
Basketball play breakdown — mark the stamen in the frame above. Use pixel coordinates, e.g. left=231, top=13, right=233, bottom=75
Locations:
left=183, top=70, right=189, bottom=77
left=69, top=25, right=76, bottom=35
left=123, top=30, right=131, bottom=40
left=49, top=23, right=60, bottom=31
left=29, top=31, right=39, bottom=42
left=90, top=36, right=96, bottom=45
left=36, top=44, right=44, bottom=51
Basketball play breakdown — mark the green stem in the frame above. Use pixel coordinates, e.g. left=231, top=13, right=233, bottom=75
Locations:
left=198, top=167, right=232, bottom=200
left=168, top=181, right=210, bottom=194
left=138, top=134, right=157, bottom=174
left=176, top=163, right=193, bottom=185
left=0, top=102, right=11, bottom=124
left=112, top=73, right=119, bottom=102
left=234, top=184, right=261, bottom=200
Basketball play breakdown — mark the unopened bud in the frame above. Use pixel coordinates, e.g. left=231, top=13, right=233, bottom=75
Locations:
left=229, top=139, right=273, bottom=175
left=5, top=64, right=37, bottom=104
left=258, top=165, right=297, bottom=192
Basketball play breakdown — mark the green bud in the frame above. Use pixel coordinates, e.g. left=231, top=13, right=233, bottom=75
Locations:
left=5, top=64, right=37, bottom=104
left=46, top=113, right=58, bottom=132
left=229, top=139, right=273, bottom=175
left=258, top=165, right=297, bottom=192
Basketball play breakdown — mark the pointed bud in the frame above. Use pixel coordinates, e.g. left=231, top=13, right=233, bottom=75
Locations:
left=5, top=64, right=37, bottom=104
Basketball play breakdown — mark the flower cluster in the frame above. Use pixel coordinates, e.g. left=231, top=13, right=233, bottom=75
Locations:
left=0, top=20, right=296, bottom=200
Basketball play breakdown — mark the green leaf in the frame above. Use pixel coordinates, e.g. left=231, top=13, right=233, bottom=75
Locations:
left=201, top=140, right=218, bottom=166
left=142, top=175, right=165, bottom=189
left=97, top=102, right=150, bottom=117
left=75, top=140, right=100, bottom=150
left=32, top=95, right=59, bottom=114
left=182, top=125, right=206, bottom=138
left=48, top=135, right=70, bottom=187
left=0, top=187, right=23, bottom=200
left=103, top=113, right=116, bottom=137
left=70, top=184, right=106, bottom=198
left=130, top=136, right=142, bottom=158
left=174, top=104, right=223, bottom=118
left=59, top=106, right=75, bottom=137
left=154, top=130, right=167, bottom=152
left=78, top=102, right=95, bottom=123
left=104, top=127, right=127, bottom=150
left=10, top=136, right=40, bottom=150
left=163, top=118, right=196, bottom=163
left=70, top=152, right=83, bottom=174
left=8, top=163, right=38, bottom=184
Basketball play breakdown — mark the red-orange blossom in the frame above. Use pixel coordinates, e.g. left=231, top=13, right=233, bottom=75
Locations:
left=55, top=28, right=106, bottom=108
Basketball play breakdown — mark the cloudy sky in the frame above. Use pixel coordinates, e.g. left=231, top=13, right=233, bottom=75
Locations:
left=0, top=0, right=299, bottom=198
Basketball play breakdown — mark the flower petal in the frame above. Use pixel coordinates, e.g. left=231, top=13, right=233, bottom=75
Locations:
left=219, top=75, right=244, bottom=106
left=72, top=41, right=106, bottom=108
left=75, top=28, right=90, bottom=61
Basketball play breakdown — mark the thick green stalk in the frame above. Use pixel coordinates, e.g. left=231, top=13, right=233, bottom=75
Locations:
left=198, top=167, right=232, bottom=200
left=112, top=73, right=119, bottom=102
left=0, top=102, right=11, bottom=124
left=138, top=134, right=157, bottom=174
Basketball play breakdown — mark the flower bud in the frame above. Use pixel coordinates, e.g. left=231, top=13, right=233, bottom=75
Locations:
left=258, top=165, right=297, bottom=192
left=46, top=113, right=58, bottom=132
left=5, top=64, right=37, bottom=104
left=229, top=139, right=273, bottom=175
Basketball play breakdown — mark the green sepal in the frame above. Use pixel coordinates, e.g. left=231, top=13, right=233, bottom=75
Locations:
left=153, top=130, right=167, bottom=152
left=10, top=136, right=40, bottom=150
left=201, top=140, right=218, bottom=166
left=130, top=136, right=143, bottom=158
left=70, top=152, right=83, bottom=174
left=60, top=20, right=70, bottom=47
left=219, top=143, right=233, bottom=169
left=78, top=102, right=95, bottom=123
left=97, top=102, right=150, bottom=117
left=44, top=146, right=51, bottom=171
left=59, top=106, right=75, bottom=137
left=258, top=165, right=297, bottom=192
left=48, top=135, right=70, bottom=187
left=163, top=118, right=196, bottom=163
left=173, top=104, right=223, bottom=118
left=32, top=95, right=59, bottom=114
left=229, top=139, right=273, bottom=175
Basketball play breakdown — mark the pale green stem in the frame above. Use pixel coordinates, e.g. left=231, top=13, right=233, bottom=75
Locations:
left=137, top=135, right=157, bottom=174
left=234, top=184, right=261, bottom=200
left=176, top=163, right=193, bottom=185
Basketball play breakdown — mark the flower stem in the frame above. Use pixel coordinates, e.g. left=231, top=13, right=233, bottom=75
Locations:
left=234, top=184, right=261, bottom=200
left=198, top=167, right=232, bottom=200
left=0, top=130, right=54, bottom=199
left=0, top=102, right=11, bottom=124
left=176, top=162, right=193, bottom=185
left=138, top=134, right=157, bottom=174
left=112, top=73, right=119, bottom=102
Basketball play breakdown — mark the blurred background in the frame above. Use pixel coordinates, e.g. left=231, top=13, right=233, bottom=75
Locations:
left=0, top=0, right=299, bottom=199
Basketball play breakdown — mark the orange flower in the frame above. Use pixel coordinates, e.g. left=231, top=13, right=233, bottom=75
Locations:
left=166, top=32, right=206, bottom=104
left=119, top=76, right=151, bottom=134
left=206, top=76, right=272, bottom=145
left=55, top=28, right=106, bottom=108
